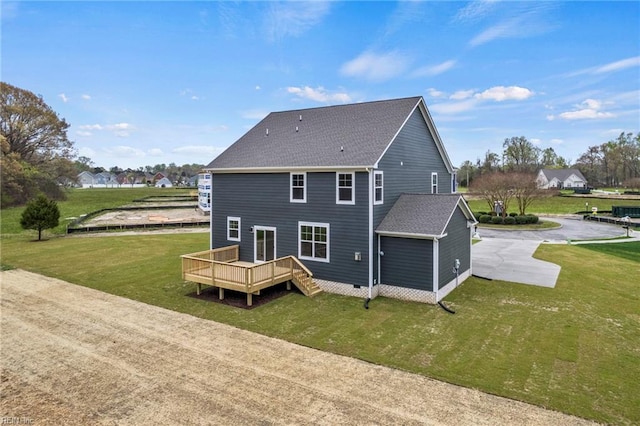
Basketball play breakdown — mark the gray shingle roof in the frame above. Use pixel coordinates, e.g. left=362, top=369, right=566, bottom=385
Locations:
left=376, top=194, right=473, bottom=238
left=540, top=168, right=587, bottom=182
left=207, top=97, right=425, bottom=170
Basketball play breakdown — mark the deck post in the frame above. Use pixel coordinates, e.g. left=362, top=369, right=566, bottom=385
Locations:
left=219, top=287, right=224, bottom=300
left=247, top=292, right=252, bottom=306
left=197, top=283, right=201, bottom=296
left=287, top=281, right=291, bottom=291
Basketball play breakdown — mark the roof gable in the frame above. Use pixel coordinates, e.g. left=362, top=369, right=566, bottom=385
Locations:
left=207, top=96, right=452, bottom=171
left=540, top=168, right=586, bottom=182
left=376, top=194, right=475, bottom=239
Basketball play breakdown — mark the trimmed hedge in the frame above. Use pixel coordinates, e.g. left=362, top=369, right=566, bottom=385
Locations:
left=479, top=214, right=493, bottom=223
left=491, top=216, right=504, bottom=224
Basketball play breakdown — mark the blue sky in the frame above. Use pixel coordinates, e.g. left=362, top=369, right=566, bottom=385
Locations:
left=2, top=1, right=639, bottom=170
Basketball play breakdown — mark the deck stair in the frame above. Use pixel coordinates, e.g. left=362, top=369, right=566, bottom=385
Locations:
left=181, top=245, right=322, bottom=306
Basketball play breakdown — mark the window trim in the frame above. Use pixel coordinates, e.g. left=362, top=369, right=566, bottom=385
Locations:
left=298, top=221, right=330, bottom=263
left=431, top=172, right=438, bottom=194
left=336, top=172, right=355, bottom=205
left=374, top=171, right=383, bottom=205
left=290, top=172, right=307, bottom=203
left=227, top=216, right=241, bottom=242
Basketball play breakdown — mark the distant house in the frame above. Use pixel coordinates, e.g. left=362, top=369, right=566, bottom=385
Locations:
left=77, top=171, right=96, bottom=188
left=202, top=96, right=476, bottom=304
left=537, top=169, right=587, bottom=189
left=155, top=177, right=173, bottom=188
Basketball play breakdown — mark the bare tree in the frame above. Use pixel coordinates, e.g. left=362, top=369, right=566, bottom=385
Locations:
left=510, top=173, right=542, bottom=215
left=469, top=172, right=515, bottom=217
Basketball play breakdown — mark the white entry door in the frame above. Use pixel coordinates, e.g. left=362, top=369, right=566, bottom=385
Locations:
left=254, top=226, right=276, bottom=263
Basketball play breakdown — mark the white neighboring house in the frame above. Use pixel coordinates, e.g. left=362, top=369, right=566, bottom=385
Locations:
left=197, top=172, right=211, bottom=214
left=155, top=177, right=173, bottom=188
left=537, top=168, right=587, bottom=189
left=77, top=171, right=96, bottom=188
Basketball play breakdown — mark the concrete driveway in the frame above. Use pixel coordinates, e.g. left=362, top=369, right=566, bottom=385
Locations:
left=471, top=216, right=629, bottom=287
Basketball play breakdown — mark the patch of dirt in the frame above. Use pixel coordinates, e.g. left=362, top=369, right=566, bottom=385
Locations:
left=1, top=270, right=596, bottom=425
left=187, top=282, right=296, bottom=309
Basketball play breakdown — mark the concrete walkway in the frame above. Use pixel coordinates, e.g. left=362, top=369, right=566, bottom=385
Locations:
left=472, top=238, right=561, bottom=287
left=472, top=216, right=639, bottom=287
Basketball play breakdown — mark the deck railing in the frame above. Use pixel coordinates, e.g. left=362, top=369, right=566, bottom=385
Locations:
left=181, top=246, right=317, bottom=305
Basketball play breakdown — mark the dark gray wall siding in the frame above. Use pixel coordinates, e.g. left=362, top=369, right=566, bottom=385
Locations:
left=212, top=172, right=370, bottom=285
left=380, top=236, right=433, bottom=291
left=437, top=208, right=471, bottom=289
left=373, top=109, right=452, bottom=283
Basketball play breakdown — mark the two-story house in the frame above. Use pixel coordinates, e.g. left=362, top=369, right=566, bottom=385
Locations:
left=203, top=96, right=476, bottom=304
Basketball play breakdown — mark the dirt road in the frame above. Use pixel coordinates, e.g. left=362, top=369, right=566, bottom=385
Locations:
left=1, top=270, right=595, bottom=425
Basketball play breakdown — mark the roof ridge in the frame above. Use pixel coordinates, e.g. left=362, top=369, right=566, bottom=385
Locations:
left=269, top=96, right=422, bottom=115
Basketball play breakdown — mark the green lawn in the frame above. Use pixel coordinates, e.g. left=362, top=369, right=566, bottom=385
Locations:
left=2, top=188, right=639, bottom=424
left=0, top=187, right=192, bottom=236
left=1, top=232, right=638, bottom=425
left=466, top=194, right=640, bottom=215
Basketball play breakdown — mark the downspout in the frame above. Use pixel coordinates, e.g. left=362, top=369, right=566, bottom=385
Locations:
left=366, top=168, right=374, bottom=307
left=433, top=238, right=439, bottom=302
left=209, top=174, right=214, bottom=250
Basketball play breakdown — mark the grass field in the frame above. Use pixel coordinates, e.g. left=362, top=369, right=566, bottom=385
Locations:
left=2, top=188, right=639, bottom=424
left=0, top=187, right=191, bottom=236
left=465, top=193, right=640, bottom=215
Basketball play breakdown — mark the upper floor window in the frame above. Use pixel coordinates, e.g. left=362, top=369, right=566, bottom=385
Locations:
left=431, top=172, right=438, bottom=194
left=336, top=172, right=354, bottom=204
left=290, top=173, right=306, bottom=203
left=227, top=216, right=241, bottom=241
left=374, top=171, right=383, bottom=204
left=451, top=172, right=457, bottom=193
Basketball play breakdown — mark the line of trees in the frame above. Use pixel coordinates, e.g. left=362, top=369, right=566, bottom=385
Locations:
left=458, top=134, right=640, bottom=189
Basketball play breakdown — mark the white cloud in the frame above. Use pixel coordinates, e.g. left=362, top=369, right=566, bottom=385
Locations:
left=241, top=109, right=269, bottom=120
left=413, top=60, right=457, bottom=77
left=106, top=123, right=133, bottom=137
left=547, top=99, right=615, bottom=121
left=104, top=146, right=145, bottom=158
left=474, top=86, right=534, bottom=101
left=340, top=50, right=411, bottom=82
left=148, top=148, right=164, bottom=156
left=530, top=138, right=542, bottom=145
left=59, top=93, right=69, bottom=103
left=79, top=124, right=104, bottom=131
left=76, top=131, right=93, bottom=137
left=255, top=85, right=261, bottom=91
left=429, top=99, right=478, bottom=115
left=550, top=139, right=564, bottom=145
left=172, top=145, right=225, bottom=156
left=81, top=94, right=91, bottom=100
left=453, top=0, right=498, bottom=23
left=450, top=89, right=476, bottom=100
left=594, top=56, right=640, bottom=74
left=265, top=1, right=330, bottom=42
left=287, top=86, right=351, bottom=104
left=427, top=88, right=446, bottom=98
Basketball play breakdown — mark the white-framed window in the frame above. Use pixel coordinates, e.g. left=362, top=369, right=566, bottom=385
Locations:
left=290, top=172, right=306, bottom=203
left=298, top=222, right=329, bottom=263
left=431, top=172, right=438, bottom=194
left=336, top=172, right=355, bottom=204
left=374, top=171, right=383, bottom=204
left=451, top=172, right=457, bottom=193
left=227, top=216, right=241, bottom=241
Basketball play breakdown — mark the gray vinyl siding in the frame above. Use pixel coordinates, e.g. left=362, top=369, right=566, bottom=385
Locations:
left=438, top=208, right=471, bottom=289
left=380, top=237, right=433, bottom=291
left=212, top=172, right=370, bottom=286
left=373, top=109, right=452, bottom=283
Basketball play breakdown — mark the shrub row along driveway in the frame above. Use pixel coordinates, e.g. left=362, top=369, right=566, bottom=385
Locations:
left=1, top=270, right=595, bottom=425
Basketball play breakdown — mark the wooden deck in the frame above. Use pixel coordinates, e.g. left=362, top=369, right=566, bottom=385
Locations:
left=181, top=245, right=321, bottom=306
